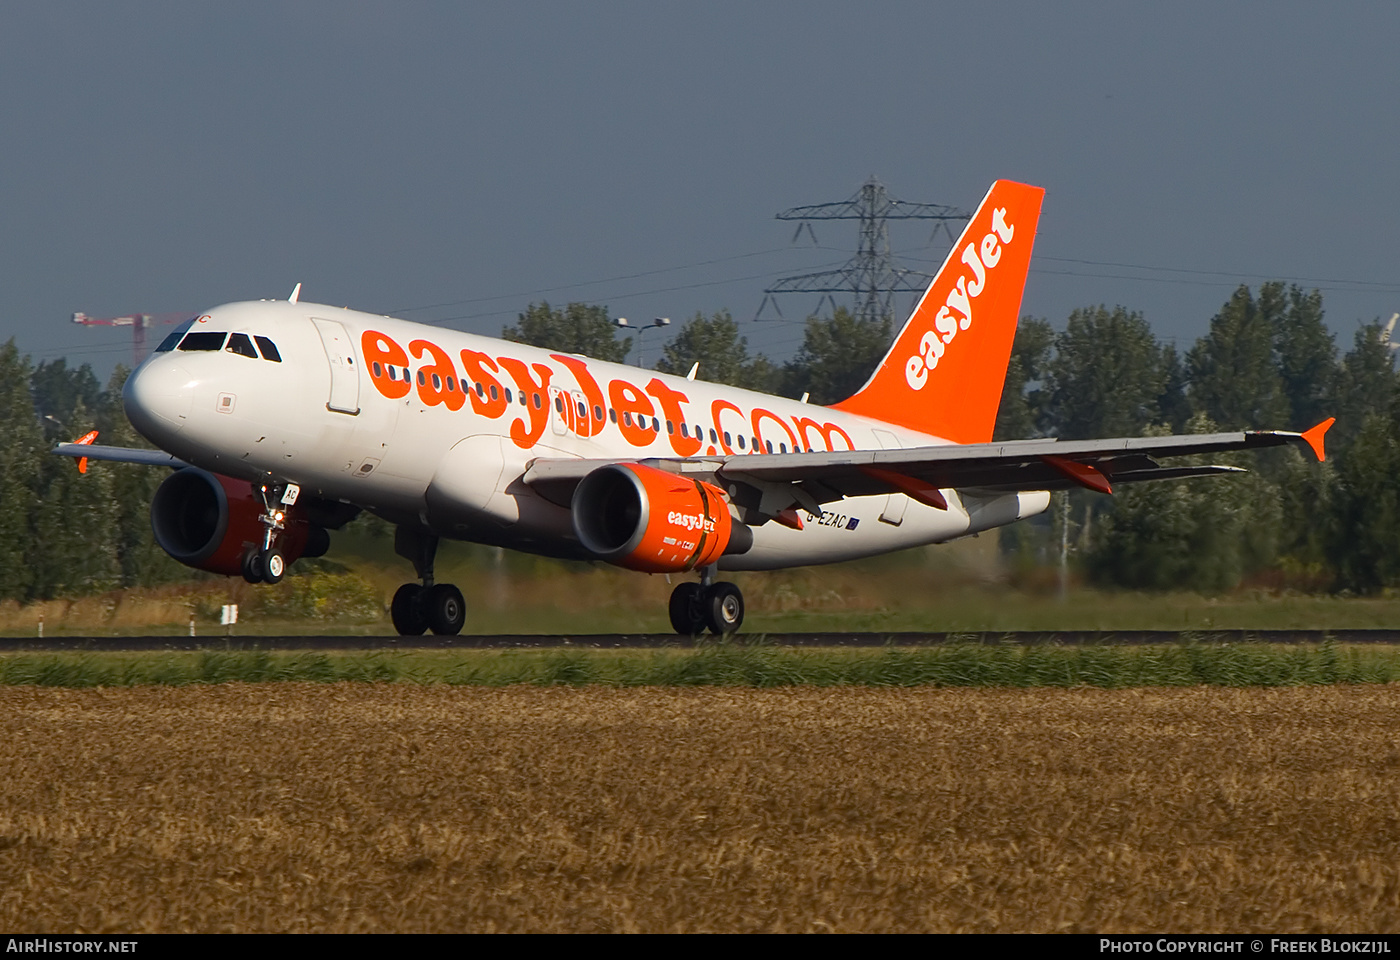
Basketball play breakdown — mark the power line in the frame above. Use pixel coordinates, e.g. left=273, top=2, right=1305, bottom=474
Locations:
left=1039, top=255, right=1400, bottom=290
left=384, top=245, right=797, bottom=316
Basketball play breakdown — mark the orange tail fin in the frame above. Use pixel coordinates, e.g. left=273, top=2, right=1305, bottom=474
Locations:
left=830, top=179, right=1044, bottom=444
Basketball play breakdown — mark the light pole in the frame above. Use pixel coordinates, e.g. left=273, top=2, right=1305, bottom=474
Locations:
left=614, top=317, right=670, bottom=367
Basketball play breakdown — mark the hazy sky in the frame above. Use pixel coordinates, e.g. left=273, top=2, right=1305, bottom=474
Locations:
left=4, top=2, right=1398, bottom=378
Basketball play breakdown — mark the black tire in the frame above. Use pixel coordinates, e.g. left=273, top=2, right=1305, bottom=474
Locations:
left=241, top=551, right=264, bottom=584
left=425, top=583, right=466, bottom=636
left=391, top=583, right=428, bottom=636
left=261, top=549, right=286, bottom=584
left=669, top=582, right=705, bottom=635
left=704, top=581, right=744, bottom=635
left=668, top=582, right=706, bottom=635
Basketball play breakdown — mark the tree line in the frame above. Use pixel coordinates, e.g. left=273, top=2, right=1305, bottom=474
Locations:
left=0, top=347, right=188, bottom=602
left=0, top=280, right=1395, bottom=603
left=506, top=286, right=1399, bottom=594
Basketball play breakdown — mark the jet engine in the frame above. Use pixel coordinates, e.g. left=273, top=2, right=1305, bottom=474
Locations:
left=150, top=468, right=327, bottom=576
left=571, top=462, right=751, bottom=573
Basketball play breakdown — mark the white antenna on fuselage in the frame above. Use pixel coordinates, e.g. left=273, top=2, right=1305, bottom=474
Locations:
left=288, top=283, right=302, bottom=304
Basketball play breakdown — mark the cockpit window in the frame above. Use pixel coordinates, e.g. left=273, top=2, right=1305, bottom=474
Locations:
left=254, top=336, right=282, bottom=362
left=155, top=318, right=196, bottom=353
left=178, top=331, right=228, bottom=351
left=225, top=333, right=259, bottom=358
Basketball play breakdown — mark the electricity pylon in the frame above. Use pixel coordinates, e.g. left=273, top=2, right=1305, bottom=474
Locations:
left=757, top=177, right=970, bottom=324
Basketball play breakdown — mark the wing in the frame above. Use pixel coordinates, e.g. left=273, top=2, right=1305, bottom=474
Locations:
left=524, top=420, right=1332, bottom=523
left=52, top=442, right=189, bottom=469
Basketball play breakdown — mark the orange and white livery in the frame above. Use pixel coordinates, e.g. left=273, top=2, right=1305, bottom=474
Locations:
left=58, top=180, right=1331, bottom=635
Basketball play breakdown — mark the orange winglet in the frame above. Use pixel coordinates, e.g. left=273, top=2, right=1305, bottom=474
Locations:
left=73, top=429, right=98, bottom=474
left=1041, top=455, right=1113, bottom=495
left=774, top=508, right=805, bottom=531
left=860, top=466, right=949, bottom=510
left=1301, top=417, right=1334, bottom=463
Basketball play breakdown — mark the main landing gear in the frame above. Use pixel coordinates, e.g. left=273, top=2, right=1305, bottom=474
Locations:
left=242, top=481, right=297, bottom=585
left=390, top=525, right=466, bottom=636
left=668, top=567, right=744, bottom=636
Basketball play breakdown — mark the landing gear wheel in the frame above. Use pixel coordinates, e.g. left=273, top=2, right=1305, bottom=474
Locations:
left=241, top=551, right=264, bottom=584
left=669, top=582, right=707, bottom=635
left=425, top=583, right=465, bottom=636
left=391, top=583, right=428, bottom=636
left=261, top=549, right=286, bottom=584
left=704, top=581, right=744, bottom=636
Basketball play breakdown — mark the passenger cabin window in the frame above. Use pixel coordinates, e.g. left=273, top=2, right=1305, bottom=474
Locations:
left=225, top=333, right=258, bottom=358
left=178, top=332, right=227, bottom=351
left=254, top=336, right=282, bottom=362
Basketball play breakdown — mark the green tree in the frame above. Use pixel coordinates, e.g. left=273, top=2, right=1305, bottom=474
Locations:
left=95, top=367, right=188, bottom=587
left=502, top=301, right=630, bottom=362
left=782, top=307, right=892, bottom=405
left=1187, top=285, right=1288, bottom=430
left=30, top=358, right=102, bottom=438
left=655, top=310, right=776, bottom=392
left=1045, top=306, right=1170, bottom=439
left=1087, top=416, right=1282, bottom=592
left=1157, top=345, right=1191, bottom=433
left=994, top=317, right=1054, bottom=441
left=28, top=397, right=122, bottom=599
left=1271, top=445, right=1334, bottom=582
left=1331, top=321, right=1396, bottom=453
left=1326, top=402, right=1400, bottom=593
left=0, top=341, right=41, bottom=601
left=1270, top=283, right=1336, bottom=430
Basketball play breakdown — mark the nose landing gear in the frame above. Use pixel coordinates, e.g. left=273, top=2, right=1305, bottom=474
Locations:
left=241, top=482, right=298, bottom=584
left=668, top=567, right=744, bottom=636
left=390, top=525, right=466, bottom=636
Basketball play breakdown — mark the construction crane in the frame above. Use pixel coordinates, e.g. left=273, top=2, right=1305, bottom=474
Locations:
left=71, top=311, right=192, bottom=367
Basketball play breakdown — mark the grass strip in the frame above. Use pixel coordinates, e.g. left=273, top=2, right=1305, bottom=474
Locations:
left=0, top=641, right=1397, bottom=688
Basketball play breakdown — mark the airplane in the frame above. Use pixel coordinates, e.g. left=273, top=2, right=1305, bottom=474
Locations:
left=55, top=180, right=1333, bottom=636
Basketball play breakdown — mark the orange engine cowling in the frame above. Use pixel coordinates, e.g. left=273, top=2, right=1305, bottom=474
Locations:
left=571, top=462, right=750, bottom=572
left=150, top=468, right=322, bottom=576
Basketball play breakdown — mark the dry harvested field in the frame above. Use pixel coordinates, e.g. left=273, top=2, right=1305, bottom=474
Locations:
left=0, top=684, right=1397, bottom=933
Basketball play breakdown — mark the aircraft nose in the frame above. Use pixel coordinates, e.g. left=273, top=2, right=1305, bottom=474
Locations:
left=123, top=360, right=194, bottom=441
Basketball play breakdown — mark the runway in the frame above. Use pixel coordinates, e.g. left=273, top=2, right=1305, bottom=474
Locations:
left=2, top=629, right=1399, bottom=652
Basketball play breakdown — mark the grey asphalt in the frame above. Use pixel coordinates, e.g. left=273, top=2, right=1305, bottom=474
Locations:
left=1, top=631, right=1397, bottom=652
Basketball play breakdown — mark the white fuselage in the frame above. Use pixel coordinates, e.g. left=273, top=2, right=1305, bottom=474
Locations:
left=123, top=300, right=1048, bottom=569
